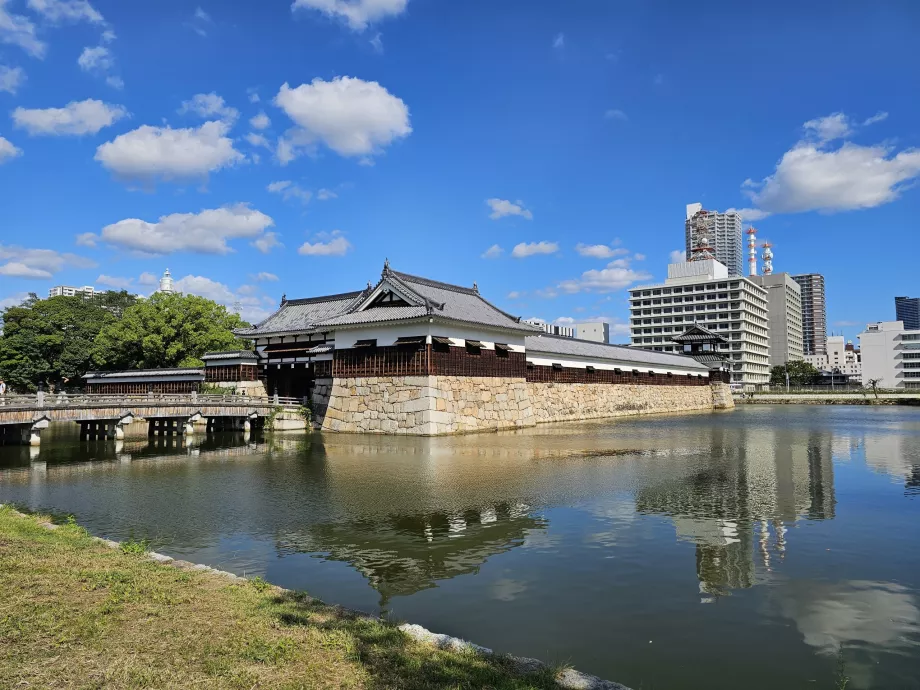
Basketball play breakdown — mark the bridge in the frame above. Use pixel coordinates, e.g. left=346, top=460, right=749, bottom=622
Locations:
left=0, top=393, right=302, bottom=446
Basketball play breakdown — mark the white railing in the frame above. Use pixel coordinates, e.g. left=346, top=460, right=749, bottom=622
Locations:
left=0, top=392, right=304, bottom=409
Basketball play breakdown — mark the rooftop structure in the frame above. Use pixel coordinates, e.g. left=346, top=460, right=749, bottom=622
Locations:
left=83, top=367, right=204, bottom=394
left=858, top=321, right=920, bottom=389
left=523, top=319, right=575, bottom=338
left=574, top=322, right=610, bottom=344
left=791, top=273, right=826, bottom=356
left=895, top=296, right=920, bottom=331
left=629, top=259, right=770, bottom=388
left=685, top=204, right=743, bottom=276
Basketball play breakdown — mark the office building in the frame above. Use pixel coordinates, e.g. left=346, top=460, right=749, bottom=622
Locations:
left=685, top=203, right=743, bottom=276
left=575, top=322, right=610, bottom=344
left=523, top=318, right=575, bottom=338
left=895, top=296, right=920, bottom=331
left=791, top=273, right=826, bottom=355
left=48, top=285, right=96, bottom=299
left=629, top=258, right=770, bottom=388
left=859, top=321, right=920, bottom=389
left=751, top=273, right=804, bottom=366
left=805, top=336, right=861, bottom=380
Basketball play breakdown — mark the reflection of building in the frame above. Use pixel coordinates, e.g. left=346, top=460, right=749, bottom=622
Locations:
left=276, top=503, right=546, bottom=605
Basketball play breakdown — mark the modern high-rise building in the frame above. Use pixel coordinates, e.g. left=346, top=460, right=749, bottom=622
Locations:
left=523, top=318, right=575, bottom=338
left=895, top=296, right=920, bottom=331
left=628, top=258, right=770, bottom=388
left=685, top=203, right=743, bottom=277
left=48, top=285, right=95, bottom=299
left=859, top=321, right=920, bottom=389
left=751, top=273, right=804, bottom=366
left=791, top=273, right=826, bottom=355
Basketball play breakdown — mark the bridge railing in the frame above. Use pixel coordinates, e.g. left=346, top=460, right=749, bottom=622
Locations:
left=0, top=392, right=304, bottom=409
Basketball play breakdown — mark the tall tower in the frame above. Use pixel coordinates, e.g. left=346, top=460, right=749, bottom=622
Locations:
left=791, top=273, right=827, bottom=356
left=746, top=227, right=758, bottom=276
left=760, top=242, right=773, bottom=276
left=159, top=268, right=174, bottom=294
left=684, top=204, right=743, bottom=275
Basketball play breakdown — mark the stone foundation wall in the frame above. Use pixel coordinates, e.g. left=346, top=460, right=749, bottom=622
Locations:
left=210, top=380, right=268, bottom=397
left=710, top=381, right=735, bottom=410
left=314, top=376, right=533, bottom=435
left=527, top=382, right=715, bottom=424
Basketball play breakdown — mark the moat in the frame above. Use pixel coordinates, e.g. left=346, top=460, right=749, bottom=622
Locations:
left=2, top=406, right=919, bottom=690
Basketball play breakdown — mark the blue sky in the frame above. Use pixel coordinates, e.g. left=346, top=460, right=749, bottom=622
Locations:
left=1, top=0, right=919, bottom=342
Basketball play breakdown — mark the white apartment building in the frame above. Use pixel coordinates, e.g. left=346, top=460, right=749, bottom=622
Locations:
left=629, top=259, right=770, bottom=388
left=685, top=203, right=743, bottom=277
left=575, top=322, right=610, bottom=344
left=858, top=321, right=920, bottom=389
left=805, top=335, right=861, bottom=379
left=751, top=273, right=804, bottom=366
left=523, top=318, right=575, bottom=338
left=48, top=285, right=95, bottom=299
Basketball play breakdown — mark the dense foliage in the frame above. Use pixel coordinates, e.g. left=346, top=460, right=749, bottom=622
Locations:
left=93, top=292, right=249, bottom=370
left=0, top=291, right=248, bottom=392
left=769, top=360, right=822, bottom=386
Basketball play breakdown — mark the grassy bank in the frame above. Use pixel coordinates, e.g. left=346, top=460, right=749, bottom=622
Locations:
left=0, top=506, right=561, bottom=689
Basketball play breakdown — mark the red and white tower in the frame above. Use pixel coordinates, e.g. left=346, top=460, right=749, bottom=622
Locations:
left=746, top=227, right=758, bottom=276
left=688, top=209, right=716, bottom=262
left=761, top=241, right=773, bottom=276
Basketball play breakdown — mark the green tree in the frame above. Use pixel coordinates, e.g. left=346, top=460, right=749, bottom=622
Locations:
left=93, top=292, right=249, bottom=370
left=90, top=289, right=138, bottom=318
left=770, top=360, right=822, bottom=387
left=0, top=294, right=118, bottom=392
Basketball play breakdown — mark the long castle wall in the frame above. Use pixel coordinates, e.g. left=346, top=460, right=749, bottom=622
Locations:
left=312, top=375, right=732, bottom=435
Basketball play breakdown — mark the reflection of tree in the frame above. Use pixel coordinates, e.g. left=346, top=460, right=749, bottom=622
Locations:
left=276, top=503, right=546, bottom=605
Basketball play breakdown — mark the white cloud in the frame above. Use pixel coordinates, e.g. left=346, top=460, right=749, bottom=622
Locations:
left=369, top=32, right=383, bottom=53
left=249, top=112, right=270, bottom=130
left=100, top=28, right=114, bottom=42
left=194, top=6, right=210, bottom=22
left=0, top=2, right=45, bottom=57
left=0, top=65, right=24, bottom=94
left=292, top=0, right=408, bottom=32
left=803, top=112, right=852, bottom=143
left=633, top=253, right=646, bottom=261
left=575, top=243, right=628, bottom=259
left=552, top=33, right=564, bottom=49
left=298, top=234, right=352, bottom=256
left=247, top=88, right=260, bottom=103
left=481, top=244, right=504, bottom=259
left=252, top=231, right=282, bottom=254
left=105, top=75, right=123, bottom=90
left=137, top=271, right=159, bottom=286
left=0, top=135, right=22, bottom=163
left=96, top=274, right=134, bottom=289
left=725, top=207, right=772, bottom=222
left=557, top=256, right=651, bottom=294
left=274, top=77, right=411, bottom=160
left=506, top=291, right=522, bottom=299
left=604, top=109, right=627, bottom=121
left=75, top=232, right=97, bottom=247
left=173, top=273, right=272, bottom=323
left=669, top=249, right=686, bottom=264
left=77, top=45, right=111, bottom=71
left=316, top=188, right=337, bottom=200
left=486, top=198, right=532, bottom=220
left=267, top=179, right=312, bottom=204
left=863, top=111, right=888, bottom=126
left=87, top=204, right=275, bottom=255
left=179, top=92, right=238, bottom=123
left=253, top=271, right=278, bottom=282
left=95, top=120, right=244, bottom=182
left=0, top=243, right=94, bottom=279
left=13, top=99, right=127, bottom=136
left=512, top=241, right=558, bottom=258
left=0, top=292, right=29, bottom=309
left=26, top=0, right=102, bottom=23
left=245, top=132, right=271, bottom=149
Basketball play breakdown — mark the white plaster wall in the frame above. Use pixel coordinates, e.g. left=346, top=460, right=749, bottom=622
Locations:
left=332, top=323, right=527, bottom=350
left=526, top=352, right=706, bottom=376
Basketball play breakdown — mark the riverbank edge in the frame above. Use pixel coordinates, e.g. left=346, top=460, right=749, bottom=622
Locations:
left=0, top=504, right=630, bottom=690
left=735, top=396, right=920, bottom=406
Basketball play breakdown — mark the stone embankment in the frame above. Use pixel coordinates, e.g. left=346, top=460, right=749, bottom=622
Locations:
left=736, top=393, right=920, bottom=406
left=2, top=504, right=631, bottom=690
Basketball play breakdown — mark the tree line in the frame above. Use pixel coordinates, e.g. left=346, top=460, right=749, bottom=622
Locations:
left=0, top=291, right=249, bottom=392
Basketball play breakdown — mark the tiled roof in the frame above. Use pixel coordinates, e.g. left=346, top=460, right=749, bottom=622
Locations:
left=315, top=305, right=430, bottom=327
left=84, top=368, right=204, bottom=379
left=670, top=324, right=728, bottom=343
left=524, top=335, right=710, bottom=371
left=235, top=291, right=366, bottom=337
left=201, top=350, right=258, bottom=361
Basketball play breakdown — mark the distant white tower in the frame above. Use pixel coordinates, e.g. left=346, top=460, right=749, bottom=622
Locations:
left=159, top=268, right=174, bottom=294
left=746, top=227, right=758, bottom=276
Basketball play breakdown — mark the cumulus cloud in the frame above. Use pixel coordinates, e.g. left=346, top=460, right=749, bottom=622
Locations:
left=26, top=0, right=103, bottom=23
left=249, top=112, right=270, bottom=130
left=298, top=232, right=352, bottom=256
left=556, top=255, right=651, bottom=294
left=179, top=92, right=238, bottom=123
left=486, top=198, right=532, bottom=220
left=669, top=249, right=686, bottom=263
left=274, top=77, right=411, bottom=160
left=0, top=135, right=22, bottom=163
left=251, top=231, right=282, bottom=254
left=863, top=111, right=888, bottom=126
left=173, top=274, right=273, bottom=323
left=0, top=65, right=24, bottom=94
left=0, top=243, right=95, bottom=279
left=267, top=180, right=312, bottom=204
left=13, top=99, right=127, bottom=136
left=575, top=243, right=629, bottom=259
left=0, top=1, right=45, bottom=57
left=481, top=244, right=504, bottom=259
left=253, top=271, right=278, bottom=282
left=725, top=207, right=772, bottom=222
left=77, top=45, right=111, bottom=71
left=137, top=271, right=159, bottom=286
left=507, top=290, right=523, bottom=299
left=245, top=132, right=271, bottom=149
left=512, top=241, right=558, bottom=258
left=95, top=120, right=244, bottom=182
left=292, top=0, right=409, bottom=32
left=85, top=204, right=275, bottom=255
left=96, top=274, right=134, bottom=289
left=739, top=111, right=920, bottom=216
left=369, top=32, right=383, bottom=53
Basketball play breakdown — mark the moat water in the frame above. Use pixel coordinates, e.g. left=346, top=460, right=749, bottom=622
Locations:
left=2, top=406, right=919, bottom=689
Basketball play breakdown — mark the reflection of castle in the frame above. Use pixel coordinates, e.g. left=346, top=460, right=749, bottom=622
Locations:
left=637, top=426, right=836, bottom=599
left=276, top=502, right=545, bottom=605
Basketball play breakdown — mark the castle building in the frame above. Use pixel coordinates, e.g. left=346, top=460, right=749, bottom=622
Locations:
left=235, top=262, right=732, bottom=435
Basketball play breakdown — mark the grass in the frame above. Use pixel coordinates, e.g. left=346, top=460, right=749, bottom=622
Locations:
left=0, top=506, right=561, bottom=689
